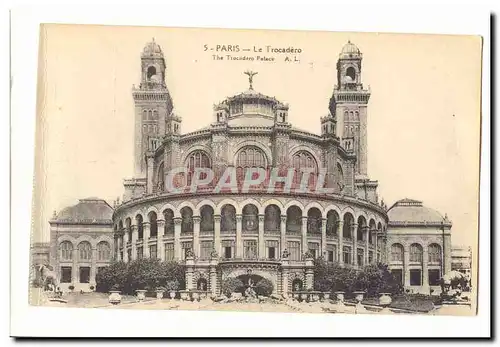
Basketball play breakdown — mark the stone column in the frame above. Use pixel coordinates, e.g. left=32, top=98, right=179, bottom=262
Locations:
left=337, top=221, right=344, bottom=264
left=193, top=216, right=201, bottom=258
left=423, top=247, right=429, bottom=290
left=185, top=256, right=194, bottom=290
left=258, top=214, right=265, bottom=259
left=143, top=222, right=150, bottom=258
left=90, top=247, right=97, bottom=286
left=280, top=215, right=287, bottom=257
left=157, top=220, right=165, bottom=261
left=236, top=214, right=243, bottom=258
left=281, top=257, right=290, bottom=297
left=146, top=153, right=155, bottom=194
left=321, top=218, right=327, bottom=257
left=214, top=215, right=221, bottom=256
left=173, top=217, right=182, bottom=260
left=209, top=258, right=218, bottom=296
left=301, top=216, right=308, bottom=255
left=305, top=256, right=314, bottom=290
left=364, top=226, right=369, bottom=265
left=374, top=229, right=378, bottom=262
left=351, top=223, right=358, bottom=266
left=131, top=225, right=138, bottom=260
left=72, top=249, right=78, bottom=284
left=121, top=230, right=128, bottom=262
left=404, top=246, right=411, bottom=288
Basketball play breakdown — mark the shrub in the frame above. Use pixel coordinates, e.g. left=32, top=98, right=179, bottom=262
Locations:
left=96, top=261, right=128, bottom=293
left=221, top=277, right=244, bottom=297
left=156, top=286, right=166, bottom=292
left=255, top=278, right=274, bottom=296
left=68, top=285, right=75, bottom=291
left=354, top=263, right=403, bottom=297
left=89, top=285, right=95, bottom=291
left=111, top=284, right=121, bottom=292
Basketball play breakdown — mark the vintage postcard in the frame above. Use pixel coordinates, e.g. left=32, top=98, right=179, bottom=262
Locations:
left=29, top=24, right=481, bottom=318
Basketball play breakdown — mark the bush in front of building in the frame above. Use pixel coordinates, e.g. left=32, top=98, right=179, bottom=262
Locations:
left=96, top=259, right=186, bottom=295
left=355, top=263, right=403, bottom=297
left=313, top=258, right=357, bottom=294
left=254, top=278, right=274, bottom=296
left=221, top=277, right=244, bottom=297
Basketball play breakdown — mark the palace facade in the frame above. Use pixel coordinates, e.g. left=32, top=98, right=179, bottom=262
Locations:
left=46, top=39, right=456, bottom=295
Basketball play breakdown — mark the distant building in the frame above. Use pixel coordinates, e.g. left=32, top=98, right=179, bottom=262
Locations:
left=386, top=199, right=452, bottom=294
left=48, top=198, right=114, bottom=291
left=451, top=246, right=472, bottom=277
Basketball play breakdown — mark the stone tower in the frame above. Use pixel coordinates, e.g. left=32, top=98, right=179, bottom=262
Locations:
left=329, top=41, right=371, bottom=178
left=132, top=38, right=174, bottom=177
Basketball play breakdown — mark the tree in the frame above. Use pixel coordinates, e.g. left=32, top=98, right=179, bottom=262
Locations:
left=355, top=263, right=403, bottom=297
left=95, top=261, right=128, bottom=293
left=221, top=277, right=244, bottom=297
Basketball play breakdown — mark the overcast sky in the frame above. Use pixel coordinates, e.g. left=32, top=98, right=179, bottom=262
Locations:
left=33, top=24, right=481, bottom=248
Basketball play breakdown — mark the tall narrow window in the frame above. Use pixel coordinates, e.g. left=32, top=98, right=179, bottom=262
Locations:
left=287, top=241, right=301, bottom=261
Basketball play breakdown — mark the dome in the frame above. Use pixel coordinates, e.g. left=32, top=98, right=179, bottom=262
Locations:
left=142, top=38, right=163, bottom=56
left=340, top=40, right=361, bottom=57
left=387, top=198, right=449, bottom=225
left=53, top=198, right=114, bottom=223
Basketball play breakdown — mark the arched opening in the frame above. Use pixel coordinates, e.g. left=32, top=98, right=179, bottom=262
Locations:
left=292, top=278, right=303, bottom=292
left=236, top=146, right=267, bottom=168
left=346, top=66, right=356, bottom=81
left=97, top=241, right=111, bottom=261
left=221, top=204, right=236, bottom=233
left=286, top=206, right=302, bottom=233
left=136, top=214, right=144, bottom=240
left=326, top=210, right=339, bottom=236
left=59, top=241, right=73, bottom=261
left=180, top=207, right=193, bottom=233
left=428, top=243, right=442, bottom=286
left=357, top=216, right=366, bottom=241
left=200, top=205, right=215, bottom=232
left=337, top=163, right=344, bottom=191
left=307, top=207, right=322, bottom=234
left=292, top=151, right=318, bottom=189
left=343, top=212, right=354, bottom=239
left=410, top=243, right=424, bottom=285
left=264, top=204, right=281, bottom=232
left=197, top=278, right=208, bottom=291
left=148, top=211, right=158, bottom=238
left=125, top=218, right=132, bottom=241
left=78, top=241, right=92, bottom=261
left=185, top=150, right=211, bottom=186
left=163, top=209, right=174, bottom=234
left=368, top=219, right=376, bottom=244
left=147, top=66, right=156, bottom=80
left=242, top=204, right=258, bottom=233
left=156, top=163, right=165, bottom=192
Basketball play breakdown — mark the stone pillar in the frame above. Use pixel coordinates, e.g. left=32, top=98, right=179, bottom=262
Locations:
left=337, top=221, right=344, bottom=264
left=146, top=153, right=155, bottom=194
left=122, top=229, right=129, bottom=262
left=258, top=214, right=265, bottom=258
left=305, top=256, right=314, bottom=290
left=214, top=215, right=221, bottom=256
left=157, top=220, right=165, bottom=261
left=423, top=247, right=429, bottom=290
left=173, top=217, right=182, bottom=260
left=209, top=258, right=218, bottom=296
left=374, top=228, right=378, bottom=262
left=236, top=214, right=243, bottom=258
left=301, top=216, right=308, bottom=254
left=281, top=258, right=290, bottom=297
left=351, top=223, right=358, bottom=266
left=404, top=246, right=411, bottom=288
left=143, top=222, right=150, bottom=258
left=90, top=247, right=97, bottom=286
left=321, top=218, right=327, bottom=257
left=364, top=226, right=369, bottom=265
left=280, top=215, right=287, bottom=256
left=185, top=256, right=194, bottom=290
left=131, top=225, right=138, bottom=260
left=193, top=216, right=201, bottom=258
left=72, top=249, right=78, bottom=284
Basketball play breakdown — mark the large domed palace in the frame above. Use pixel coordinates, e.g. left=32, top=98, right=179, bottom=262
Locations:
left=46, top=39, right=461, bottom=296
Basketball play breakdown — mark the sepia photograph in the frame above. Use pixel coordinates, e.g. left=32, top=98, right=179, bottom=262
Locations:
left=9, top=5, right=491, bottom=338
left=28, top=24, right=481, bottom=318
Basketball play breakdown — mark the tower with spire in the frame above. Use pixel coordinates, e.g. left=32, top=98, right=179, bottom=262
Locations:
left=132, top=38, right=176, bottom=178
left=329, top=41, right=371, bottom=179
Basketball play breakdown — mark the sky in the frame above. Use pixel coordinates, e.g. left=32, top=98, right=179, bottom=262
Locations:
left=33, top=24, right=482, bottom=248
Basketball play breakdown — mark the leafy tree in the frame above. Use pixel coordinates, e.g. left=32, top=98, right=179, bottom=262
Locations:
left=95, top=261, right=128, bottom=293
left=355, top=263, right=403, bottom=297
left=255, top=278, right=274, bottom=296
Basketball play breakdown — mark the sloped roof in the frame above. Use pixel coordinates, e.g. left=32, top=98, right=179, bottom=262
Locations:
left=52, top=198, right=114, bottom=224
